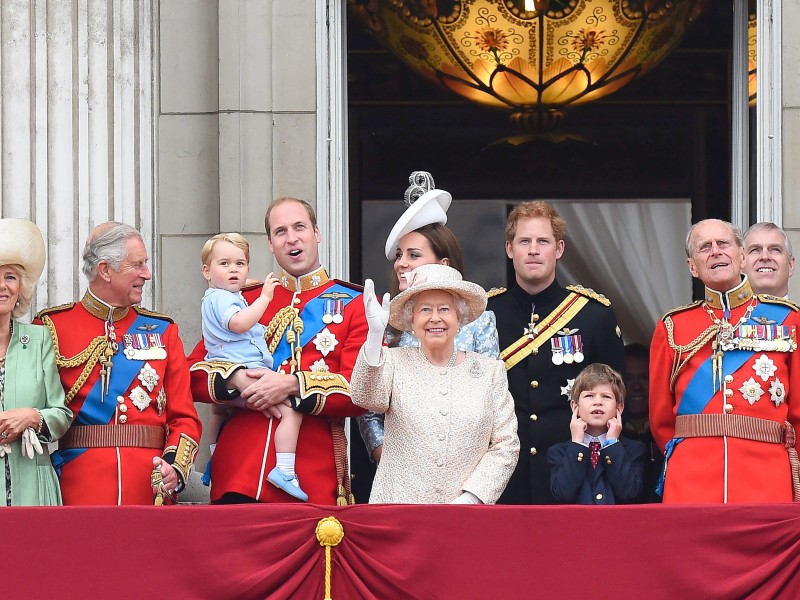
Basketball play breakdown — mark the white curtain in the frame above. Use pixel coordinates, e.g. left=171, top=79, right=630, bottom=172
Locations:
left=555, top=200, right=692, bottom=345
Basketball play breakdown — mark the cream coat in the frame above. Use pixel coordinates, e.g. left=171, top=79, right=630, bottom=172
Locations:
left=351, top=347, right=519, bottom=504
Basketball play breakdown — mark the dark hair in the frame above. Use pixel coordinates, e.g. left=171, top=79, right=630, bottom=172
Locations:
left=570, top=363, right=626, bottom=406
left=390, top=223, right=465, bottom=296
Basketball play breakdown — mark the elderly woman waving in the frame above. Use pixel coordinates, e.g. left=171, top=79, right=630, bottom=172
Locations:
left=0, top=218, right=72, bottom=506
left=351, top=264, right=518, bottom=504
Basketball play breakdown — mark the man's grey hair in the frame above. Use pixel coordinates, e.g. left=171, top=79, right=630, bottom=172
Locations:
left=685, top=219, right=743, bottom=258
left=744, top=221, right=793, bottom=258
left=82, top=222, right=143, bottom=281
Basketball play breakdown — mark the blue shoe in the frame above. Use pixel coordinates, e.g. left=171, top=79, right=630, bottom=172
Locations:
left=267, top=466, right=309, bottom=501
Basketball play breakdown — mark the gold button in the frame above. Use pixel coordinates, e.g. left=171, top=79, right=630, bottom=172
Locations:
left=530, top=414, right=538, bottom=422
left=724, top=403, right=734, bottom=413
left=605, top=456, right=611, bottom=465
left=117, top=395, right=124, bottom=404
left=724, top=389, right=734, bottom=398
left=596, top=493, right=603, bottom=500
left=577, top=453, right=584, bottom=462
left=530, top=447, right=537, bottom=456
left=293, top=297, right=301, bottom=305
left=725, top=375, right=734, bottom=384
left=531, top=314, right=539, bottom=322
left=532, top=348, right=538, bottom=355
left=119, top=405, right=128, bottom=413
left=530, top=381, right=539, bottom=389
left=119, top=415, right=128, bottom=424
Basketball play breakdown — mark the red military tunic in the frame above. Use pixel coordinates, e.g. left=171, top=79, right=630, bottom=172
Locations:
left=36, top=291, right=202, bottom=505
left=650, top=278, right=800, bottom=503
left=189, top=266, right=368, bottom=504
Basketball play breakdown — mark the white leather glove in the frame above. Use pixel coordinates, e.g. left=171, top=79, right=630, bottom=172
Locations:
left=363, top=279, right=390, bottom=366
left=450, top=491, right=482, bottom=505
left=21, top=428, right=43, bottom=459
left=0, top=443, right=11, bottom=458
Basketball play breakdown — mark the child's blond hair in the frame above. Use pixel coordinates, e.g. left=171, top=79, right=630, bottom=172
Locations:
left=570, top=363, right=626, bottom=406
left=201, top=233, right=250, bottom=266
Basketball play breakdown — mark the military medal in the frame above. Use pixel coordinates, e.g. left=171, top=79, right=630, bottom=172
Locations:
left=123, top=332, right=167, bottom=360
left=138, top=362, right=159, bottom=392
left=752, top=354, right=777, bottom=382
left=572, top=335, right=584, bottom=363
left=551, top=337, right=564, bottom=365
left=769, top=378, right=786, bottom=407
left=156, top=388, right=167, bottom=416
left=313, top=327, right=339, bottom=357
left=129, top=385, right=152, bottom=411
left=310, top=358, right=330, bottom=372
left=563, top=335, right=574, bottom=365
left=322, top=300, right=334, bottom=324
left=560, top=378, right=575, bottom=399
left=332, top=300, right=344, bottom=324
left=739, top=377, right=764, bottom=406
left=524, top=305, right=539, bottom=338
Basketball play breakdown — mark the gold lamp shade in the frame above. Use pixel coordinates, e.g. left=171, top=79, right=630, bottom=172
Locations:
left=350, top=0, right=708, bottom=130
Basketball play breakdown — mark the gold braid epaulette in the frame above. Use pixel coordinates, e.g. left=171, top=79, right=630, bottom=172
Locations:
left=134, top=306, right=174, bottom=323
left=487, top=287, right=506, bottom=299
left=757, top=294, right=800, bottom=311
left=566, top=284, right=611, bottom=306
left=664, top=314, right=719, bottom=392
left=41, top=315, right=105, bottom=405
left=264, top=306, right=299, bottom=354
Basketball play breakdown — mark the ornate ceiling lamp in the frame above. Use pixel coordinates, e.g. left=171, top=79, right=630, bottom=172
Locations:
left=350, top=0, right=708, bottom=131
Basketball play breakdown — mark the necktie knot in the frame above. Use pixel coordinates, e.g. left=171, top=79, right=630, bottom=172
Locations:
left=589, top=441, right=601, bottom=469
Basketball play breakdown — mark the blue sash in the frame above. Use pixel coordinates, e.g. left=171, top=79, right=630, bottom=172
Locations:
left=677, top=302, right=790, bottom=416
left=52, top=314, right=167, bottom=472
left=657, top=301, right=792, bottom=495
left=270, top=284, right=359, bottom=366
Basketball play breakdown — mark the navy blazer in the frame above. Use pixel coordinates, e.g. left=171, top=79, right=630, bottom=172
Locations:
left=547, top=437, right=645, bottom=505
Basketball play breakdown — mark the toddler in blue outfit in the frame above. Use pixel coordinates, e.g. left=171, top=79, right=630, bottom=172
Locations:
left=201, top=233, right=307, bottom=501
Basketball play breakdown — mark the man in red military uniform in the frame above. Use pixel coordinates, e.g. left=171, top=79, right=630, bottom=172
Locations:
left=188, top=197, right=368, bottom=504
left=651, top=218, right=800, bottom=503
left=36, top=222, right=202, bottom=505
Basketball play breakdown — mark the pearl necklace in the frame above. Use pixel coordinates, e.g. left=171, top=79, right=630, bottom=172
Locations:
left=419, top=345, right=458, bottom=368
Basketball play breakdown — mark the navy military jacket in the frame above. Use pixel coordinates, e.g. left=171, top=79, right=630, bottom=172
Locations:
left=489, top=280, right=626, bottom=504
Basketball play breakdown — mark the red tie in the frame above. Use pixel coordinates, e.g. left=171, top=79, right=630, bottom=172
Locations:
left=589, top=441, right=601, bottom=469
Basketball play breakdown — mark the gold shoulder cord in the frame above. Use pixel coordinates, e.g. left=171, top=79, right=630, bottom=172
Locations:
left=265, top=304, right=304, bottom=373
left=665, top=315, right=719, bottom=392
left=42, top=315, right=106, bottom=405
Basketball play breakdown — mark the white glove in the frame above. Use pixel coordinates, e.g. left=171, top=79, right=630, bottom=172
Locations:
left=363, top=279, right=390, bottom=365
left=450, top=491, right=483, bottom=505
left=21, top=428, right=43, bottom=460
left=0, top=443, right=11, bottom=458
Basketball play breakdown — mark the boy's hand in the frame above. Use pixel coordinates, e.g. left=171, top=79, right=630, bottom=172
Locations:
left=260, top=272, right=280, bottom=302
left=606, top=408, right=623, bottom=439
left=570, top=406, right=586, bottom=444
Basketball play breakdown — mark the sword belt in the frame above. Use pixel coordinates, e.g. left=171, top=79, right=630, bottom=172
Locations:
left=60, top=424, right=165, bottom=449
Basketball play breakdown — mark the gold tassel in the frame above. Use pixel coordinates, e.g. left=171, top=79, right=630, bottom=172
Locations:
left=316, top=517, right=344, bottom=600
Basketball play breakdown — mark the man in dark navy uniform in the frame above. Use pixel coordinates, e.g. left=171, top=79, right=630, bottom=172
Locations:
left=489, top=201, right=625, bottom=504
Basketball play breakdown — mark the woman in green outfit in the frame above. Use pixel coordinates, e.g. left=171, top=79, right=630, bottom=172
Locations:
left=0, top=218, right=72, bottom=506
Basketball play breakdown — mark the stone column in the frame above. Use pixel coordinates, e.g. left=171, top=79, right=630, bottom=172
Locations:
left=0, top=0, right=157, bottom=312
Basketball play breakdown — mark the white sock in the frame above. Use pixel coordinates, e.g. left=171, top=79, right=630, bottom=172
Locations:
left=276, top=453, right=296, bottom=477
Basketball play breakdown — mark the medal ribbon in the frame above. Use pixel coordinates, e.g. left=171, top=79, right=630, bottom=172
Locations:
left=51, top=314, right=166, bottom=472
left=500, top=293, right=589, bottom=371
left=270, top=284, right=359, bottom=367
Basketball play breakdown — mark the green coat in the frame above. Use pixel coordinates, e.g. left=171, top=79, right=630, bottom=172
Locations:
left=0, top=321, right=72, bottom=506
